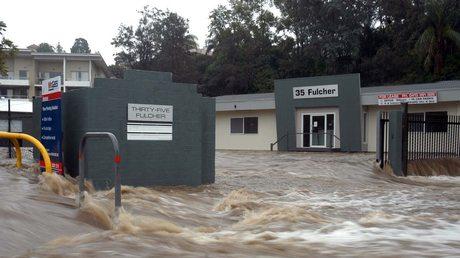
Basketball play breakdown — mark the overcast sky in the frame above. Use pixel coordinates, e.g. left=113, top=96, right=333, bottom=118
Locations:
left=1, top=0, right=228, bottom=65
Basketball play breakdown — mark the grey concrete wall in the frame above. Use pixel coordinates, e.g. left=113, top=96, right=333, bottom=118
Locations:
left=274, top=74, right=362, bottom=152
left=33, top=70, right=215, bottom=189
left=388, top=111, right=405, bottom=176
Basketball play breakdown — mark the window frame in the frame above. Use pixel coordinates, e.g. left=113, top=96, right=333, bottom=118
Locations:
left=18, top=70, right=28, bottom=80
left=243, top=117, right=258, bottom=134
left=71, top=71, right=89, bottom=81
left=230, top=116, right=259, bottom=135
left=408, top=112, right=425, bottom=132
left=425, top=111, right=448, bottom=133
left=230, top=118, right=244, bottom=134
left=407, top=111, right=448, bottom=133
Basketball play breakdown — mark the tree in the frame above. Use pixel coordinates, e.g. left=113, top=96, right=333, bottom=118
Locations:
left=71, top=38, right=91, bottom=53
left=415, top=0, right=460, bottom=76
left=203, top=0, right=278, bottom=96
left=112, top=6, right=199, bottom=82
left=36, top=42, right=55, bottom=53
left=56, top=42, right=64, bottom=53
left=0, top=21, right=16, bottom=76
left=108, top=64, right=126, bottom=79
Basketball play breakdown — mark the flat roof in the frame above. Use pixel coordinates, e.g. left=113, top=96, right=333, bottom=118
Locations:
left=15, top=49, right=110, bottom=76
left=215, top=80, right=460, bottom=111
left=215, top=93, right=275, bottom=111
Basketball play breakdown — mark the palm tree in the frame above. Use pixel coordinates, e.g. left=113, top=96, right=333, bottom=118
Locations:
left=416, top=0, right=460, bottom=76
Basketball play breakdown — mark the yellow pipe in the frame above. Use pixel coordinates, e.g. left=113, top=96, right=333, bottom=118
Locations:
left=0, top=132, right=52, bottom=173
left=10, top=138, right=22, bottom=168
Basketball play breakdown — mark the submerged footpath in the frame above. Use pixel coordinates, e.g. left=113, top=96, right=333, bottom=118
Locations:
left=0, top=150, right=459, bottom=257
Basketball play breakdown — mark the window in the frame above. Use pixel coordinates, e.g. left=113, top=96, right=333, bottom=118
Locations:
left=13, top=88, right=27, bottom=98
left=19, top=70, right=28, bottom=80
left=0, top=88, right=7, bottom=96
left=71, top=71, right=89, bottom=81
left=426, top=112, right=448, bottom=132
left=244, top=117, right=258, bottom=134
left=230, top=118, right=244, bottom=133
left=230, top=117, right=259, bottom=134
left=408, top=113, right=424, bottom=132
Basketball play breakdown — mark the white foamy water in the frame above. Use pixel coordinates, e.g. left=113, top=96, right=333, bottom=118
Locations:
left=0, top=150, right=459, bottom=257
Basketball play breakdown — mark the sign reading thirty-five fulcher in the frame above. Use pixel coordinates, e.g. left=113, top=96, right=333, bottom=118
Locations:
left=127, top=103, right=174, bottom=141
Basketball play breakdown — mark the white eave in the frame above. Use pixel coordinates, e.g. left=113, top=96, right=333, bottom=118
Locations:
left=215, top=93, right=275, bottom=111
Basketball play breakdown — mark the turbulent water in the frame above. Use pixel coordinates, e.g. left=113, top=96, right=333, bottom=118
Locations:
left=0, top=150, right=459, bottom=257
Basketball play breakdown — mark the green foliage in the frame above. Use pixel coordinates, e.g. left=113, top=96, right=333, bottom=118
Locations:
left=415, top=0, right=460, bottom=77
left=202, top=0, right=278, bottom=96
left=111, top=1, right=460, bottom=95
left=0, top=21, right=17, bottom=76
left=112, top=6, right=200, bottom=83
left=71, top=38, right=91, bottom=53
left=56, top=42, right=65, bottom=53
left=36, top=42, right=55, bottom=53
left=108, top=64, right=126, bottom=79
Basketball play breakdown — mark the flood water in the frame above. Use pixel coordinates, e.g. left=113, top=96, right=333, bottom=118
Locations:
left=1, top=150, right=459, bottom=257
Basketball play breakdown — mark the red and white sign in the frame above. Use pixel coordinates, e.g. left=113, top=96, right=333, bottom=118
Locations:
left=42, top=77, right=62, bottom=101
left=378, top=91, right=437, bottom=106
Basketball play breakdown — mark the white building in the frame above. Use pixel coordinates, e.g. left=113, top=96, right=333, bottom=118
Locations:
left=215, top=75, right=460, bottom=152
left=0, top=49, right=110, bottom=99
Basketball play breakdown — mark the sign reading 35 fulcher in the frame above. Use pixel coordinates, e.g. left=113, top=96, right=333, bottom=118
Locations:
left=128, top=103, right=173, bottom=122
left=293, top=84, right=339, bottom=99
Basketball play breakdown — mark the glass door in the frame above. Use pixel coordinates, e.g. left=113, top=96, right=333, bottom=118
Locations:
left=311, top=115, right=326, bottom=147
left=302, top=113, right=335, bottom=148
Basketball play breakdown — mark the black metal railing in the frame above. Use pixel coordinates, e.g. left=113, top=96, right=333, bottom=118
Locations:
left=270, top=132, right=341, bottom=151
left=407, top=115, right=460, bottom=161
left=377, top=112, right=389, bottom=169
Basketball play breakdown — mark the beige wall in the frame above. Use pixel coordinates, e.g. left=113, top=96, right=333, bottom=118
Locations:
left=12, top=58, right=34, bottom=79
left=216, top=109, right=277, bottom=150
left=295, top=107, right=340, bottom=148
left=365, top=101, right=460, bottom=152
left=37, top=61, right=63, bottom=73
left=66, top=60, right=89, bottom=80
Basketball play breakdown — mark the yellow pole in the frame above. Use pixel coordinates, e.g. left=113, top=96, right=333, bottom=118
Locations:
left=0, top=132, right=52, bottom=173
left=9, top=138, right=22, bottom=168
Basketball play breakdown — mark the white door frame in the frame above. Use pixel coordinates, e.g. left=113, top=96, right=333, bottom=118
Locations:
left=300, top=112, right=336, bottom=148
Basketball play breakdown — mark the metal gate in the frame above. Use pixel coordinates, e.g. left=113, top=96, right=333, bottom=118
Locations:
left=377, top=112, right=389, bottom=169
left=406, top=114, right=460, bottom=160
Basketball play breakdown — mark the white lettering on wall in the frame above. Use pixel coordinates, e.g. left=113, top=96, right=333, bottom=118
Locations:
left=293, top=85, right=339, bottom=99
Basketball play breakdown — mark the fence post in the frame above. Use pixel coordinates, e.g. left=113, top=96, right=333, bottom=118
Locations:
left=379, top=117, right=385, bottom=169
left=401, top=103, right=408, bottom=176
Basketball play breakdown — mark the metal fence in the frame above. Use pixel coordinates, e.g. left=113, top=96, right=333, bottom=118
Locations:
left=407, top=114, right=460, bottom=160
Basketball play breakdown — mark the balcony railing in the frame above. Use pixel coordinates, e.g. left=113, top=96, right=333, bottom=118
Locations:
left=0, top=72, right=28, bottom=80
left=0, top=74, right=29, bottom=86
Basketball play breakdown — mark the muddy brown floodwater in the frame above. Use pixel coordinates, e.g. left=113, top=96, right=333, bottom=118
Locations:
left=0, top=150, right=459, bottom=257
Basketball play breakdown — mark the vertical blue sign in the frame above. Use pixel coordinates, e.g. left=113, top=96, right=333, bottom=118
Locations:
left=40, top=77, right=63, bottom=174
